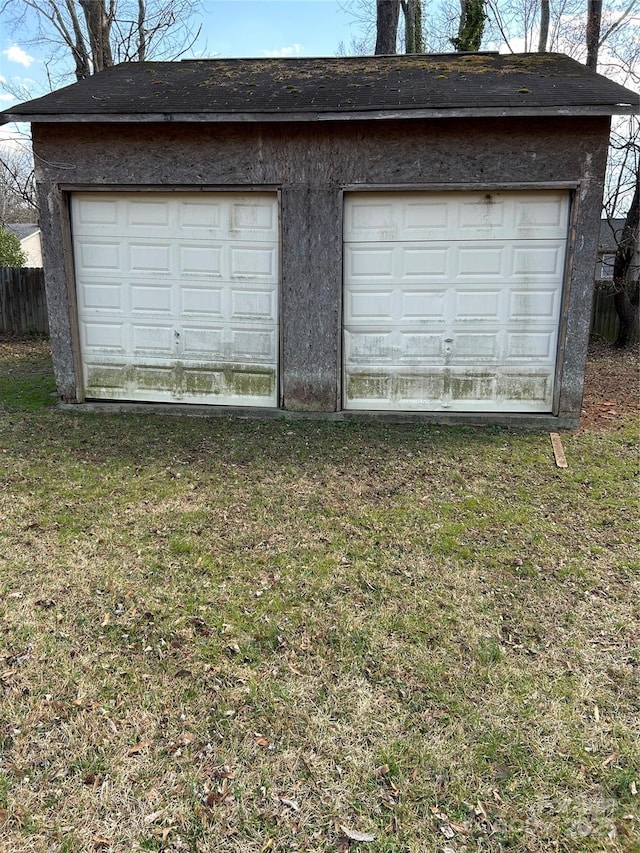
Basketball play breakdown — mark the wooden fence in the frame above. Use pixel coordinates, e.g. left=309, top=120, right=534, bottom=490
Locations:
left=590, top=280, right=640, bottom=344
left=590, top=283, right=619, bottom=343
left=0, top=267, right=48, bottom=335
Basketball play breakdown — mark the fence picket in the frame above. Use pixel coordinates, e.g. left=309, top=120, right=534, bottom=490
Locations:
left=0, top=267, right=49, bottom=335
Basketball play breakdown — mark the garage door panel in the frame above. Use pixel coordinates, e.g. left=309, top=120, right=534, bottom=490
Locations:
left=230, top=199, right=278, bottom=238
left=130, top=283, right=174, bottom=314
left=455, top=290, right=502, bottom=319
left=345, top=246, right=396, bottom=279
left=136, top=366, right=174, bottom=390
left=230, top=246, right=277, bottom=279
left=81, top=321, right=126, bottom=352
left=132, top=324, right=174, bottom=355
left=508, top=288, right=558, bottom=320
left=180, top=327, right=225, bottom=357
left=401, top=332, right=446, bottom=359
left=459, top=198, right=506, bottom=232
left=180, top=286, right=225, bottom=318
left=498, top=372, right=552, bottom=403
left=76, top=240, right=123, bottom=274
left=402, top=202, right=449, bottom=234
left=344, top=190, right=569, bottom=413
left=179, top=244, right=223, bottom=277
left=456, top=245, right=505, bottom=277
left=230, top=288, right=277, bottom=322
left=505, top=331, right=556, bottom=360
left=346, top=289, right=395, bottom=322
left=230, top=327, right=277, bottom=361
left=401, top=289, right=447, bottom=320
left=515, top=199, right=569, bottom=236
left=73, top=192, right=279, bottom=406
left=511, top=244, right=565, bottom=277
left=128, top=199, right=171, bottom=228
left=178, top=200, right=221, bottom=232
left=80, top=282, right=124, bottom=312
left=73, top=198, right=119, bottom=232
left=128, top=242, right=173, bottom=276
left=345, top=330, right=394, bottom=362
left=454, top=333, right=499, bottom=360
left=402, top=247, right=449, bottom=277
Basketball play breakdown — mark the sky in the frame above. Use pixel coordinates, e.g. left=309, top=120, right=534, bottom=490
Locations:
left=0, top=1, right=363, bottom=110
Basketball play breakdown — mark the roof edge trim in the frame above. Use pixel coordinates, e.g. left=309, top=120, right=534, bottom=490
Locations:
left=4, top=105, right=636, bottom=124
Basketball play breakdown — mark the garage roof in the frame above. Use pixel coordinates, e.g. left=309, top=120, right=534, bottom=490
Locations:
left=2, top=52, right=638, bottom=123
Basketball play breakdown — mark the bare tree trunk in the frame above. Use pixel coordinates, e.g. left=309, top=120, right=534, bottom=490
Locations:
left=375, top=0, right=400, bottom=54
left=137, top=0, right=147, bottom=61
left=586, top=0, right=602, bottom=69
left=62, top=0, right=92, bottom=80
left=402, top=0, right=424, bottom=53
left=538, top=0, right=549, bottom=52
left=413, top=0, right=423, bottom=52
left=79, top=0, right=114, bottom=72
left=613, top=176, right=640, bottom=347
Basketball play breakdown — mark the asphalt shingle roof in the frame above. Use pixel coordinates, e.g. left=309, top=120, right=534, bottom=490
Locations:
left=2, top=53, right=638, bottom=122
left=4, top=224, right=40, bottom=241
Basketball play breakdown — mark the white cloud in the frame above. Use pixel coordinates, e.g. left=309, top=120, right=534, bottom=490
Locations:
left=263, top=44, right=303, bottom=58
left=3, top=45, right=36, bottom=68
left=0, top=93, right=16, bottom=102
left=0, top=123, right=31, bottom=153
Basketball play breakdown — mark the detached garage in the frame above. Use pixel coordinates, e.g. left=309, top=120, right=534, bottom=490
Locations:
left=2, top=52, right=638, bottom=426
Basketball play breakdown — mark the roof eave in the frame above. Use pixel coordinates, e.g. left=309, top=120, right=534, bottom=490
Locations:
left=3, top=104, right=637, bottom=124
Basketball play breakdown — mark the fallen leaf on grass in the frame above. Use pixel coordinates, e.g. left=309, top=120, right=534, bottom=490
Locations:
left=144, top=810, right=166, bottom=824
left=475, top=800, right=488, bottom=819
left=279, top=797, right=300, bottom=812
left=92, top=836, right=111, bottom=849
left=254, top=733, right=271, bottom=748
left=151, top=826, right=172, bottom=842
left=340, top=825, right=376, bottom=842
left=374, top=764, right=390, bottom=777
left=127, top=740, right=152, bottom=756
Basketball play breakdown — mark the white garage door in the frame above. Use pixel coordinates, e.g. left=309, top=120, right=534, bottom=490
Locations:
left=72, top=192, right=279, bottom=406
left=343, top=190, right=570, bottom=412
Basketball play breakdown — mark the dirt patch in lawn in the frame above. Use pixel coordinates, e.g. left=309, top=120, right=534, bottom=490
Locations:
left=580, top=341, right=640, bottom=432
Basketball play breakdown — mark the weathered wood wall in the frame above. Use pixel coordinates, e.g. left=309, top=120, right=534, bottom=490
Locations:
left=0, top=267, right=49, bottom=335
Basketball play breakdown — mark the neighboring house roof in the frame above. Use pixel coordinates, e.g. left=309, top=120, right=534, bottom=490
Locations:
left=1, top=53, right=638, bottom=124
left=5, top=223, right=40, bottom=241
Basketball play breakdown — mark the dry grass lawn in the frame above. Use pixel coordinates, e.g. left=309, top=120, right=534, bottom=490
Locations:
left=0, top=338, right=638, bottom=853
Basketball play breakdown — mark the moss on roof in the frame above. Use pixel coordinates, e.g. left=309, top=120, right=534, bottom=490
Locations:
left=2, top=53, right=638, bottom=120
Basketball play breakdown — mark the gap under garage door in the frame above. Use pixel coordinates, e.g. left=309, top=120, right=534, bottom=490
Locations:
left=343, top=190, right=570, bottom=413
left=72, top=191, right=279, bottom=406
